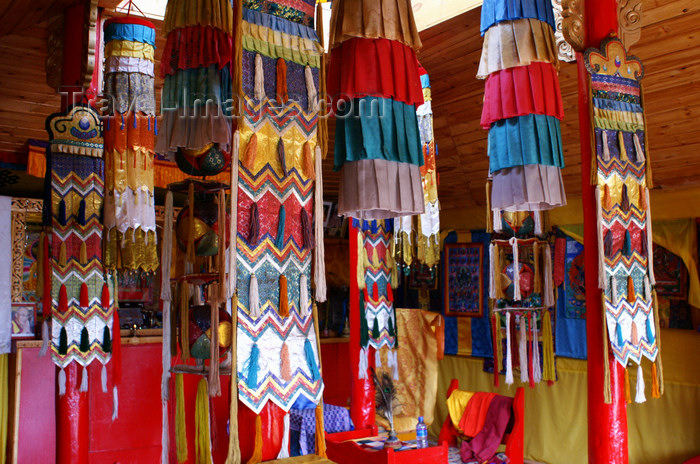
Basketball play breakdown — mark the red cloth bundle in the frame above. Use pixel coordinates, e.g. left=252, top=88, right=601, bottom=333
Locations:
left=159, top=25, right=233, bottom=78
left=327, top=37, right=424, bottom=109
left=481, top=61, right=563, bottom=129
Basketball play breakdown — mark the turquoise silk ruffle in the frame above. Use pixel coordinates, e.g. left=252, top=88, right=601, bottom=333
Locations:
left=333, top=96, right=423, bottom=170
left=104, top=22, right=156, bottom=46
left=488, top=113, right=564, bottom=173
left=480, top=0, right=555, bottom=35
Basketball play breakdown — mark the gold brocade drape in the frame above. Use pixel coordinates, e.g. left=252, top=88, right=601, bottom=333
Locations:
left=375, top=308, right=441, bottom=433
left=163, top=0, right=234, bottom=35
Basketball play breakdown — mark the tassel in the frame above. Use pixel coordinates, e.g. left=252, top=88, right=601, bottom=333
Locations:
left=80, top=326, right=90, bottom=352
left=58, top=198, right=67, bottom=226
left=301, top=208, right=315, bottom=250
left=299, top=274, right=309, bottom=317
left=58, top=367, right=66, bottom=396
left=604, top=184, right=613, bottom=211
left=543, top=243, right=555, bottom=308
left=276, top=58, right=288, bottom=103
left=79, top=242, right=87, bottom=265
left=646, top=314, right=654, bottom=344
left=277, top=413, right=291, bottom=459
left=621, top=184, right=630, bottom=212
left=176, top=374, right=188, bottom=462
left=534, top=211, right=543, bottom=236
left=644, top=275, right=652, bottom=302
left=358, top=346, right=369, bottom=380
left=280, top=341, right=291, bottom=381
left=625, top=368, right=632, bottom=403
left=388, top=349, right=399, bottom=381
left=305, top=65, right=317, bottom=113
left=80, top=282, right=89, bottom=308
left=195, top=378, right=213, bottom=464
left=254, top=53, right=265, bottom=100
left=59, top=241, right=67, bottom=268
left=246, top=343, right=260, bottom=388
left=531, top=313, right=541, bottom=383
left=247, top=415, right=263, bottom=464
left=639, top=185, right=647, bottom=211
left=359, top=297, right=369, bottom=348
left=101, top=363, right=108, bottom=393
left=375, top=347, right=382, bottom=368
left=79, top=365, right=88, bottom=392
left=112, top=386, right=119, bottom=421
left=248, top=274, right=260, bottom=319
left=495, top=244, right=505, bottom=299
left=102, top=282, right=110, bottom=309
left=627, top=274, right=636, bottom=303
left=602, top=130, right=611, bottom=161
left=313, top=146, right=327, bottom=302
left=315, top=403, right=327, bottom=457
left=595, top=186, right=606, bottom=289
left=633, top=133, right=645, bottom=163
left=102, top=326, right=112, bottom=353
left=277, top=138, right=287, bottom=177
left=279, top=274, right=289, bottom=317
left=276, top=204, right=286, bottom=250
left=372, top=282, right=379, bottom=302
left=623, top=230, right=632, bottom=257
left=387, top=313, right=395, bottom=337
left=39, top=319, right=49, bottom=356
left=371, top=315, right=380, bottom=340
left=509, top=237, right=521, bottom=301
left=303, top=142, right=314, bottom=179
left=635, top=364, right=646, bottom=403
left=519, top=316, right=529, bottom=384
left=248, top=202, right=259, bottom=245
left=631, top=320, right=639, bottom=346
left=616, top=321, right=624, bottom=347
left=356, top=231, right=366, bottom=290
left=304, top=338, right=320, bottom=381
left=493, top=208, right=503, bottom=233
left=604, top=229, right=614, bottom=258
left=542, top=309, right=555, bottom=382
left=59, top=326, right=68, bottom=355
left=489, top=243, right=497, bottom=299
left=618, top=131, right=628, bottom=161
left=244, top=133, right=258, bottom=172
left=651, top=362, right=660, bottom=398
left=78, top=198, right=86, bottom=226
left=387, top=282, right=394, bottom=302
left=371, top=247, right=380, bottom=269
left=505, top=312, right=513, bottom=385
left=611, top=276, right=619, bottom=305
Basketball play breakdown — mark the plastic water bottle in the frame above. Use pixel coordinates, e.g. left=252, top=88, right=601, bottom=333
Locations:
left=416, top=416, right=428, bottom=448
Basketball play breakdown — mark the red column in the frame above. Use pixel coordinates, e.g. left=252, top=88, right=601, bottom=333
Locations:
left=55, top=363, right=89, bottom=464
left=348, top=221, right=375, bottom=429
left=578, top=2, right=629, bottom=462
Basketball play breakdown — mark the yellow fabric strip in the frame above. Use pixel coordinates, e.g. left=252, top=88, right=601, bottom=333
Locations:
left=446, top=389, right=474, bottom=433
left=104, top=41, right=155, bottom=62
left=242, top=21, right=323, bottom=66
left=163, top=0, right=233, bottom=36
left=593, top=107, right=645, bottom=127
left=593, top=117, right=644, bottom=132
left=105, top=149, right=155, bottom=194
left=103, top=228, right=159, bottom=273
left=242, top=35, right=321, bottom=68
left=456, top=317, right=472, bottom=357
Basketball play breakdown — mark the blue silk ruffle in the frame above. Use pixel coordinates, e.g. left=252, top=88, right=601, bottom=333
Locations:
left=243, top=7, right=319, bottom=41
left=488, top=113, right=564, bottom=172
left=104, top=22, right=156, bottom=46
left=480, top=0, right=556, bottom=35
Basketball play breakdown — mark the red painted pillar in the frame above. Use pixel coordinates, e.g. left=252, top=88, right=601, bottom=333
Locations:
left=348, top=221, right=374, bottom=429
left=55, top=363, right=89, bottom=464
left=578, top=1, right=629, bottom=462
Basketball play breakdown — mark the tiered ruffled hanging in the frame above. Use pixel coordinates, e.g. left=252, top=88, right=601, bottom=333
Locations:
left=45, top=105, right=116, bottom=400
left=478, top=1, right=566, bottom=213
left=328, top=0, right=426, bottom=220
left=102, top=17, right=159, bottom=273
left=584, top=38, right=661, bottom=404
left=394, top=67, right=441, bottom=276
left=155, top=0, right=233, bottom=160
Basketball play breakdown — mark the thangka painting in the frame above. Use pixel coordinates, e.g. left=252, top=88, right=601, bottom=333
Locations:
left=584, top=38, right=659, bottom=370
left=235, top=0, right=325, bottom=414
left=443, top=243, right=483, bottom=317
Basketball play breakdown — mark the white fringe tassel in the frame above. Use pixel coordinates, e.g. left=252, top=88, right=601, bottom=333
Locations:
left=489, top=243, right=497, bottom=299
left=375, top=347, right=382, bottom=368
left=595, top=186, right=606, bottom=289
left=611, top=276, right=618, bottom=306
left=249, top=274, right=260, bottom=318
left=532, top=314, right=542, bottom=384
left=101, top=363, right=108, bottom=393
left=112, top=386, right=119, bottom=421
left=254, top=53, right=265, bottom=100
left=58, top=367, right=66, bottom=396
left=387, top=349, right=399, bottom=381
left=314, top=146, right=327, bottom=302
left=509, top=237, right=521, bottom=301
left=602, top=131, right=610, bottom=161
left=635, top=363, right=646, bottom=403
left=543, top=244, right=555, bottom=308
left=505, top=312, right=513, bottom=385
left=534, top=211, right=543, bottom=236
left=162, top=401, right=169, bottom=464
left=644, top=276, right=652, bottom=302
left=79, top=365, right=88, bottom=392
left=305, top=65, right=317, bottom=113
left=39, top=319, right=49, bottom=357
left=300, top=274, right=309, bottom=317
left=358, top=347, right=369, bottom=380
left=493, top=208, right=502, bottom=233
left=277, top=412, right=291, bottom=459
left=633, top=133, right=645, bottom=162
left=519, top=316, right=529, bottom=384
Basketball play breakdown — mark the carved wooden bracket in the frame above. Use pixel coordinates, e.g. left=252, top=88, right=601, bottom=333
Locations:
left=618, top=0, right=642, bottom=49
left=551, top=0, right=576, bottom=62
left=561, top=0, right=585, bottom=52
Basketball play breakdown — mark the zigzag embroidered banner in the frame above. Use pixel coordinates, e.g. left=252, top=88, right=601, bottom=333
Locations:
left=585, top=38, right=658, bottom=368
